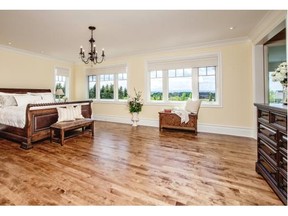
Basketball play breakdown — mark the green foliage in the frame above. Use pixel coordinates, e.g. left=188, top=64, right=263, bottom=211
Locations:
left=150, top=92, right=163, bottom=100
left=89, top=84, right=96, bottom=99
left=128, top=89, right=143, bottom=113
left=168, top=92, right=192, bottom=101
left=118, top=86, right=128, bottom=99
left=269, top=90, right=282, bottom=103
left=55, top=83, right=65, bottom=98
left=199, top=92, right=215, bottom=102
left=100, top=84, right=114, bottom=99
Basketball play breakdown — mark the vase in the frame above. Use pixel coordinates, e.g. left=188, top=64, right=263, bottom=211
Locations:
left=283, top=84, right=287, bottom=105
left=131, top=112, right=139, bottom=127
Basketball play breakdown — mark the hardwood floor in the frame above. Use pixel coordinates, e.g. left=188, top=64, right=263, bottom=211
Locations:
left=0, top=121, right=283, bottom=205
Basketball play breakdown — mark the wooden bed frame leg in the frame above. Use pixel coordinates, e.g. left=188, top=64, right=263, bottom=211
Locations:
left=20, top=142, right=33, bottom=150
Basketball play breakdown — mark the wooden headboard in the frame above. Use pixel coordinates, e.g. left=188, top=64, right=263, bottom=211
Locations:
left=0, top=88, right=51, bottom=94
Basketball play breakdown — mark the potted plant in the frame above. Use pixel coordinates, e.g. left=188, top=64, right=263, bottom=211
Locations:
left=128, top=88, right=144, bottom=126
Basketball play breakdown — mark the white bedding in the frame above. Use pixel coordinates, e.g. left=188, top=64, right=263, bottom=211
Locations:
left=0, top=102, right=90, bottom=129
left=172, top=109, right=190, bottom=124
left=0, top=106, right=26, bottom=128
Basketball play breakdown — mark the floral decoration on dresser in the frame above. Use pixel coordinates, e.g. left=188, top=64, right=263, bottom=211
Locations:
left=271, top=62, right=287, bottom=105
left=271, top=62, right=287, bottom=85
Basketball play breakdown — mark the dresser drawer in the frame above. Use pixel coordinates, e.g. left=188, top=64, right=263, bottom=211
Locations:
left=279, top=153, right=287, bottom=173
left=258, top=138, right=277, bottom=166
left=258, top=124, right=277, bottom=145
left=279, top=133, right=287, bottom=152
left=259, top=153, right=277, bottom=183
left=271, top=112, right=287, bottom=131
left=279, top=173, right=287, bottom=196
left=258, top=109, right=270, bottom=123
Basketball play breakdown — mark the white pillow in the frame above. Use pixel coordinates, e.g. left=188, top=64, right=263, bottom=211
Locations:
left=57, top=107, right=75, bottom=122
left=28, top=92, right=55, bottom=103
left=0, top=94, right=17, bottom=106
left=185, top=99, right=201, bottom=114
left=14, top=95, right=42, bottom=106
left=72, top=105, right=84, bottom=119
left=56, top=106, right=84, bottom=122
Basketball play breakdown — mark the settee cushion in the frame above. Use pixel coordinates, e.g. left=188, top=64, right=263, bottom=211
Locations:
left=185, top=99, right=201, bottom=114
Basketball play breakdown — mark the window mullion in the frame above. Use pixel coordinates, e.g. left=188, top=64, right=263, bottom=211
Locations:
left=192, top=68, right=199, bottom=100
left=163, top=69, right=168, bottom=102
left=115, top=73, right=118, bottom=101
left=96, top=75, right=100, bottom=100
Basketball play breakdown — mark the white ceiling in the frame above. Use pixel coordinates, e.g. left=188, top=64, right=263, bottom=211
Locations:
left=0, top=10, right=269, bottom=63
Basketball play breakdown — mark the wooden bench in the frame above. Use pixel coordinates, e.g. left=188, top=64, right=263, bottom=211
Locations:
left=50, top=118, right=94, bottom=145
left=159, top=111, right=198, bottom=135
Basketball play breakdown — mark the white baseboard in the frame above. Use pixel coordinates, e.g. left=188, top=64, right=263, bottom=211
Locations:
left=93, top=114, right=255, bottom=138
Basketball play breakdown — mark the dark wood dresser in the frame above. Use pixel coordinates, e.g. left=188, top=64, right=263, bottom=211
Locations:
left=254, top=103, right=287, bottom=205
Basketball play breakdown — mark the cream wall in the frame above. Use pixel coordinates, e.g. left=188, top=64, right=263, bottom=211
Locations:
left=0, top=41, right=254, bottom=136
left=74, top=41, right=254, bottom=134
left=0, top=47, right=74, bottom=98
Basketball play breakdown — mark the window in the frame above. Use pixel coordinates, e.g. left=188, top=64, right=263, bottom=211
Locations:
left=55, top=67, right=70, bottom=98
left=147, top=54, right=220, bottom=106
left=100, top=74, right=114, bottom=99
left=198, top=66, right=216, bottom=102
left=150, top=70, right=163, bottom=101
left=87, top=64, right=127, bottom=101
left=168, top=69, right=192, bottom=101
left=88, top=75, right=97, bottom=99
left=118, top=73, right=128, bottom=100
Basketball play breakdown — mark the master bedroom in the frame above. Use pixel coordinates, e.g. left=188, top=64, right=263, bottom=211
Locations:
left=0, top=3, right=287, bottom=211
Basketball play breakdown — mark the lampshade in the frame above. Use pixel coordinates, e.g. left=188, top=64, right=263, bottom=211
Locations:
left=55, top=88, right=64, bottom=96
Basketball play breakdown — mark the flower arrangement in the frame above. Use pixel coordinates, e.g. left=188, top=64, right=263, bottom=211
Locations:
left=128, top=88, right=144, bottom=113
left=271, top=62, right=287, bottom=85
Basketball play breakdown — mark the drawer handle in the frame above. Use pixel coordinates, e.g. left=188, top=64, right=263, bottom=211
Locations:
left=259, top=125, right=276, bottom=134
left=260, top=140, right=276, bottom=153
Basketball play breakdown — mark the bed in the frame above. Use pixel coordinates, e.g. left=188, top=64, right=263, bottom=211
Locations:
left=0, top=88, right=92, bottom=149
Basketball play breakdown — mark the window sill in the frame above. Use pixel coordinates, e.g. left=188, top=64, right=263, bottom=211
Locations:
left=90, top=99, right=127, bottom=105
left=145, top=101, right=222, bottom=108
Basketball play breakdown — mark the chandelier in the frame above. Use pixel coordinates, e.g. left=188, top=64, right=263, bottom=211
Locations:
left=79, top=26, right=105, bottom=64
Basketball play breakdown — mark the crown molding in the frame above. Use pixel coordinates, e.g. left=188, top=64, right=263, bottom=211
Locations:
left=0, top=44, right=73, bottom=64
left=249, top=10, right=287, bottom=45
left=2, top=35, right=250, bottom=66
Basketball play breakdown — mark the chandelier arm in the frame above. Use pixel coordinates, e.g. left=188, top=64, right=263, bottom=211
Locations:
left=96, top=56, right=105, bottom=64
left=81, top=56, right=90, bottom=64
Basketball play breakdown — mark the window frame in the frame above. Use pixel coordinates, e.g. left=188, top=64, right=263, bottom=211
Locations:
left=86, top=64, right=128, bottom=103
left=54, top=67, right=70, bottom=99
left=146, top=53, right=222, bottom=107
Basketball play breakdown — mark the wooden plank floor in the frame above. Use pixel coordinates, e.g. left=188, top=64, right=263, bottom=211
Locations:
left=0, top=121, right=283, bottom=205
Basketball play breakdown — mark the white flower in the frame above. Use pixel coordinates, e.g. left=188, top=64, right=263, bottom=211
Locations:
left=271, top=62, right=287, bottom=85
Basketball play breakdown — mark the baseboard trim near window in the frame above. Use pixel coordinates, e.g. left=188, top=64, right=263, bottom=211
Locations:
left=92, top=114, right=256, bottom=139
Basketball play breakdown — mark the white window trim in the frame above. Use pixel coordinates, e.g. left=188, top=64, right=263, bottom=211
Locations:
left=54, top=66, right=71, bottom=99
left=145, top=52, right=222, bottom=108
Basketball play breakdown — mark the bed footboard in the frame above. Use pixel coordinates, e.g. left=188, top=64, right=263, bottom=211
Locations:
left=0, top=100, right=92, bottom=149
